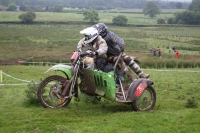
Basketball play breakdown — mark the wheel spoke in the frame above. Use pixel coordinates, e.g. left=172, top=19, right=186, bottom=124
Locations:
left=38, top=75, right=71, bottom=108
left=131, top=85, right=156, bottom=111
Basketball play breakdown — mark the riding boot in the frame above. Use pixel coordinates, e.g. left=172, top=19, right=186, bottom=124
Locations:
left=123, top=54, right=150, bottom=79
left=125, top=68, right=137, bottom=81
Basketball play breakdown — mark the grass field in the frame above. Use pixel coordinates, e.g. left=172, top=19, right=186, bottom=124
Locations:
left=0, top=65, right=200, bottom=133
left=0, top=23, right=200, bottom=67
left=0, top=9, right=200, bottom=133
left=0, top=10, right=175, bottom=25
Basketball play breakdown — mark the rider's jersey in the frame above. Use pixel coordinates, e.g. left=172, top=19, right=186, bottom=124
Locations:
left=103, top=31, right=125, bottom=56
left=77, top=36, right=108, bottom=59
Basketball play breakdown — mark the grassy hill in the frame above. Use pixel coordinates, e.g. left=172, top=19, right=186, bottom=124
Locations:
left=0, top=23, right=199, bottom=67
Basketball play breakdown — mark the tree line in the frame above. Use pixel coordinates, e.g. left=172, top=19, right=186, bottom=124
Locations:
left=1, top=0, right=200, bottom=25
left=170, top=0, right=200, bottom=25
left=0, top=0, right=190, bottom=9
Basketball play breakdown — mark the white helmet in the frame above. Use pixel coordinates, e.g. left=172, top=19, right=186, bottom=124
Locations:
left=80, top=27, right=99, bottom=44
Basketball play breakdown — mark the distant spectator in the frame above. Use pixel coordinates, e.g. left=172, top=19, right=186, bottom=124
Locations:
left=169, top=47, right=172, bottom=53
left=153, top=48, right=157, bottom=56
left=172, top=46, right=176, bottom=53
left=158, top=49, right=161, bottom=57
left=150, top=48, right=153, bottom=53
left=175, top=50, right=179, bottom=59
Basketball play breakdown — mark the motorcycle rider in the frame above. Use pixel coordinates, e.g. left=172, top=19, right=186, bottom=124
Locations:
left=77, top=27, right=108, bottom=71
left=92, top=23, right=150, bottom=79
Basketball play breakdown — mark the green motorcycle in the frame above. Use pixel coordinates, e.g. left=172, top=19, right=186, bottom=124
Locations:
left=37, top=51, right=156, bottom=111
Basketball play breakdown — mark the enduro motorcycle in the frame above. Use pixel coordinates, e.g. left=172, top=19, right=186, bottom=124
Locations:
left=37, top=51, right=156, bottom=111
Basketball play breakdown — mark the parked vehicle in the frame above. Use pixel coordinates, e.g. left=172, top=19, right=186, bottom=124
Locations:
left=37, top=51, right=156, bottom=111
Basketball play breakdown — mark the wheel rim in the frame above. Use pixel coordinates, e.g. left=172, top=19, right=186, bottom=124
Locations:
left=41, top=79, right=68, bottom=107
left=135, top=88, right=154, bottom=110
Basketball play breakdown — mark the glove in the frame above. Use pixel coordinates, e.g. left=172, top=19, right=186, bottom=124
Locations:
left=78, top=49, right=82, bottom=52
left=90, top=52, right=96, bottom=55
left=88, top=51, right=98, bottom=56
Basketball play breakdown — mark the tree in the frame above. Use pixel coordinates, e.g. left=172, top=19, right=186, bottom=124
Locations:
left=0, top=0, right=11, bottom=6
left=83, top=10, right=99, bottom=22
left=19, top=11, right=36, bottom=23
left=112, top=15, right=128, bottom=26
left=6, top=3, right=17, bottom=11
left=174, top=11, right=199, bottom=25
left=173, top=0, right=200, bottom=25
left=188, top=0, right=200, bottom=11
left=51, top=5, right=63, bottom=12
left=175, top=2, right=183, bottom=9
left=143, top=1, right=161, bottom=19
left=193, top=4, right=200, bottom=13
left=19, top=5, right=26, bottom=11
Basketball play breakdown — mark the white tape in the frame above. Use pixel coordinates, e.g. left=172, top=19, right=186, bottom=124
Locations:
left=0, top=83, right=28, bottom=86
left=2, top=72, right=32, bottom=83
left=18, top=61, right=71, bottom=65
left=144, top=69, right=200, bottom=73
left=0, top=69, right=199, bottom=86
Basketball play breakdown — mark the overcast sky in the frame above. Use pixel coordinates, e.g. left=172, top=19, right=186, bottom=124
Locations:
left=163, top=0, right=192, bottom=2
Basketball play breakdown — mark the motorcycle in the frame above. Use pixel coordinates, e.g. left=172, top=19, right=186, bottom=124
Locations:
left=37, top=51, right=156, bottom=111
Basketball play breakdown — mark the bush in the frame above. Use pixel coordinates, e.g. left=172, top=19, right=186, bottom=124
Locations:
left=24, top=82, right=40, bottom=106
left=157, top=19, right=166, bottom=24
left=19, top=11, right=36, bottom=23
left=167, top=18, right=175, bottom=24
left=185, top=97, right=198, bottom=108
left=177, top=19, right=185, bottom=24
left=112, top=15, right=128, bottom=26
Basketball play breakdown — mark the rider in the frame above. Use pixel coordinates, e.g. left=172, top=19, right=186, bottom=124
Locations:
left=92, top=23, right=150, bottom=79
left=77, top=27, right=108, bottom=71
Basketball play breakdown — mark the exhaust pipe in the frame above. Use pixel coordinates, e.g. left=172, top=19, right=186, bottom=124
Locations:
left=61, top=80, right=72, bottom=96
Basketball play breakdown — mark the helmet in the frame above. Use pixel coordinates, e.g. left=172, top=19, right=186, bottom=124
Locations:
left=80, top=27, right=99, bottom=44
left=93, top=23, right=108, bottom=37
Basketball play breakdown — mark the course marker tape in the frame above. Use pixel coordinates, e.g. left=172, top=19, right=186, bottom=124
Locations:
left=18, top=61, right=71, bottom=66
left=2, top=72, right=32, bottom=83
left=0, top=83, right=29, bottom=86
left=0, top=69, right=200, bottom=86
left=144, top=69, right=200, bottom=73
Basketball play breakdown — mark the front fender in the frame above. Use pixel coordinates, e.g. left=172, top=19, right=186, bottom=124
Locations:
left=128, top=78, right=154, bottom=101
left=44, top=64, right=72, bottom=78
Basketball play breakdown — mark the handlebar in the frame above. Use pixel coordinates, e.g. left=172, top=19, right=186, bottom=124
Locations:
left=79, top=51, right=90, bottom=57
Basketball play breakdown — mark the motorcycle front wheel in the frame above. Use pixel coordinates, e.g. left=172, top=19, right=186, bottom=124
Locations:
left=37, top=75, right=71, bottom=108
left=131, top=85, right=156, bottom=111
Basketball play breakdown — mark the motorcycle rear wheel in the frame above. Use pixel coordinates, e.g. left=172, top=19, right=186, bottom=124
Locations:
left=131, top=85, right=156, bottom=111
left=37, top=75, right=71, bottom=108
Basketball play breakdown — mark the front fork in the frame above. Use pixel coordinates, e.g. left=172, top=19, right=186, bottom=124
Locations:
left=61, top=60, right=80, bottom=99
